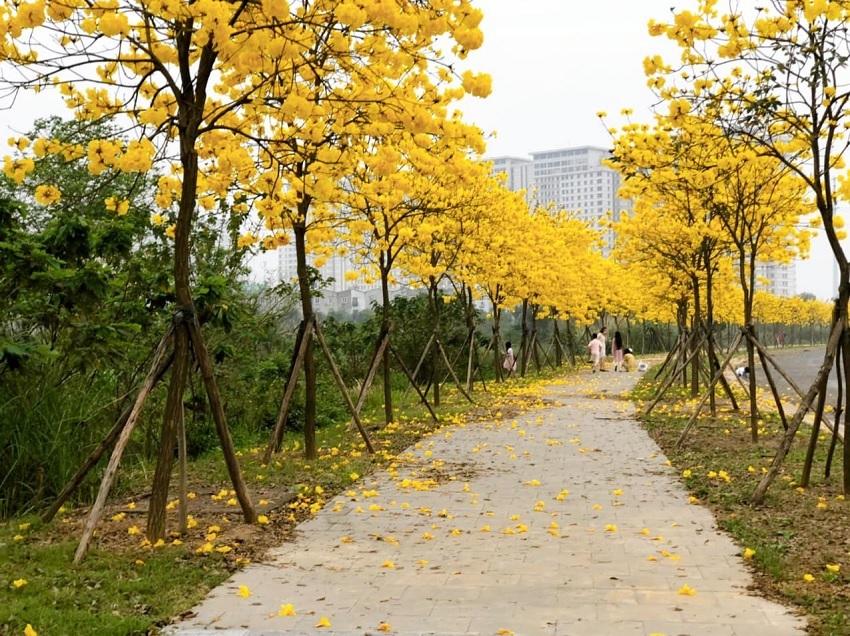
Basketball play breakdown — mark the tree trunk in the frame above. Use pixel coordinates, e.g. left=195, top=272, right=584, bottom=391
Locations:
left=293, top=220, right=317, bottom=459
left=430, top=281, right=441, bottom=406
left=492, top=304, right=503, bottom=381
left=147, top=322, right=190, bottom=541
left=519, top=299, right=529, bottom=377
left=380, top=261, right=393, bottom=425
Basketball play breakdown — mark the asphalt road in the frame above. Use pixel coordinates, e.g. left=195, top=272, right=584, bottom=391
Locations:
left=748, top=345, right=840, bottom=405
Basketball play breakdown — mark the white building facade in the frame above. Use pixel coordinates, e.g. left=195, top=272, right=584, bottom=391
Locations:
left=490, top=146, right=631, bottom=256
left=755, top=261, right=797, bottom=298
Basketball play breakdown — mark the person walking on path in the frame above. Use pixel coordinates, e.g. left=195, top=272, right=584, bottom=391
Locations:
left=588, top=332, right=602, bottom=372
left=597, top=326, right=608, bottom=371
left=502, top=341, right=517, bottom=378
left=612, top=330, right=625, bottom=371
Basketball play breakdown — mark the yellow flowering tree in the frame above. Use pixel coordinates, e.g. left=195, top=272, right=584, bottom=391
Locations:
left=647, top=0, right=850, bottom=497
left=0, top=0, right=490, bottom=547
left=338, top=114, right=489, bottom=423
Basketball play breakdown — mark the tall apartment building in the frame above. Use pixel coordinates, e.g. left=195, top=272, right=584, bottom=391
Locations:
left=489, top=156, right=534, bottom=205
left=490, top=146, right=631, bottom=256
left=754, top=261, right=797, bottom=298
left=529, top=146, right=631, bottom=255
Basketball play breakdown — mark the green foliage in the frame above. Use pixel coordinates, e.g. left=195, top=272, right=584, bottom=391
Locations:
left=0, top=116, right=264, bottom=516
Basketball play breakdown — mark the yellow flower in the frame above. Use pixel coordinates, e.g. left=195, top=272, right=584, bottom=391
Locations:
left=803, top=573, right=815, bottom=582
left=257, top=515, right=269, bottom=525
left=279, top=603, right=297, bottom=616
left=612, top=489, right=623, bottom=496
left=825, top=564, right=840, bottom=573
left=236, top=585, right=251, bottom=598
left=25, top=625, right=37, bottom=636
left=315, top=616, right=331, bottom=628
left=743, top=548, right=756, bottom=560
left=421, top=532, right=435, bottom=540
left=34, top=184, right=62, bottom=205
left=18, top=523, right=30, bottom=531
left=677, top=584, right=696, bottom=596
left=127, top=525, right=141, bottom=535
left=381, top=561, right=395, bottom=568
left=605, top=524, right=617, bottom=532
left=12, top=578, right=27, bottom=588
left=378, top=623, right=391, bottom=632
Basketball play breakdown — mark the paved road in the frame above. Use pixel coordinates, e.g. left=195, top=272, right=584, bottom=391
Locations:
left=167, top=371, right=805, bottom=636
left=749, top=345, right=838, bottom=404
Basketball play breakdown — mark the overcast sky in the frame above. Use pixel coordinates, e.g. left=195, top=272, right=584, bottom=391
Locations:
left=0, top=0, right=838, bottom=299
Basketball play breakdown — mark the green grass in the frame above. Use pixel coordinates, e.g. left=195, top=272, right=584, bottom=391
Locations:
left=0, top=521, right=231, bottom=635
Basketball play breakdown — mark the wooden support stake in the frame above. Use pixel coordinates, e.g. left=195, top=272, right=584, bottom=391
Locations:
left=43, top=330, right=174, bottom=523
left=825, top=344, right=844, bottom=478
left=436, top=338, right=474, bottom=403
left=314, top=322, right=375, bottom=453
left=263, top=317, right=314, bottom=463
left=400, top=332, right=435, bottom=408
left=188, top=317, right=256, bottom=524
left=349, top=331, right=389, bottom=427
left=644, top=331, right=708, bottom=417
left=390, top=344, right=439, bottom=423
left=752, top=337, right=788, bottom=431
left=674, top=331, right=744, bottom=448
left=74, top=328, right=173, bottom=563
left=748, top=335, right=840, bottom=439
left=752, top=319, right=844, bottom=504
left=177, top=402, right=188, bottom=534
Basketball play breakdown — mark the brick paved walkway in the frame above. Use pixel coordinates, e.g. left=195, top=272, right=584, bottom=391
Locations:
left=167, top=371, right=805, bottom=636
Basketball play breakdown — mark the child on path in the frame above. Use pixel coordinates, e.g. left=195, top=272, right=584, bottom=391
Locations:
left=503, top=341, right=517, bottom=377
left=612, top=331, right=625, bottom=371
left=622, top=347, right=636, bottom=372
left=588, top=333, right=603, bottom=373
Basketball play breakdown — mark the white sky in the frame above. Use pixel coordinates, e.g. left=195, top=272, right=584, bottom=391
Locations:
left=0, top=0, right=838, bottom=299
